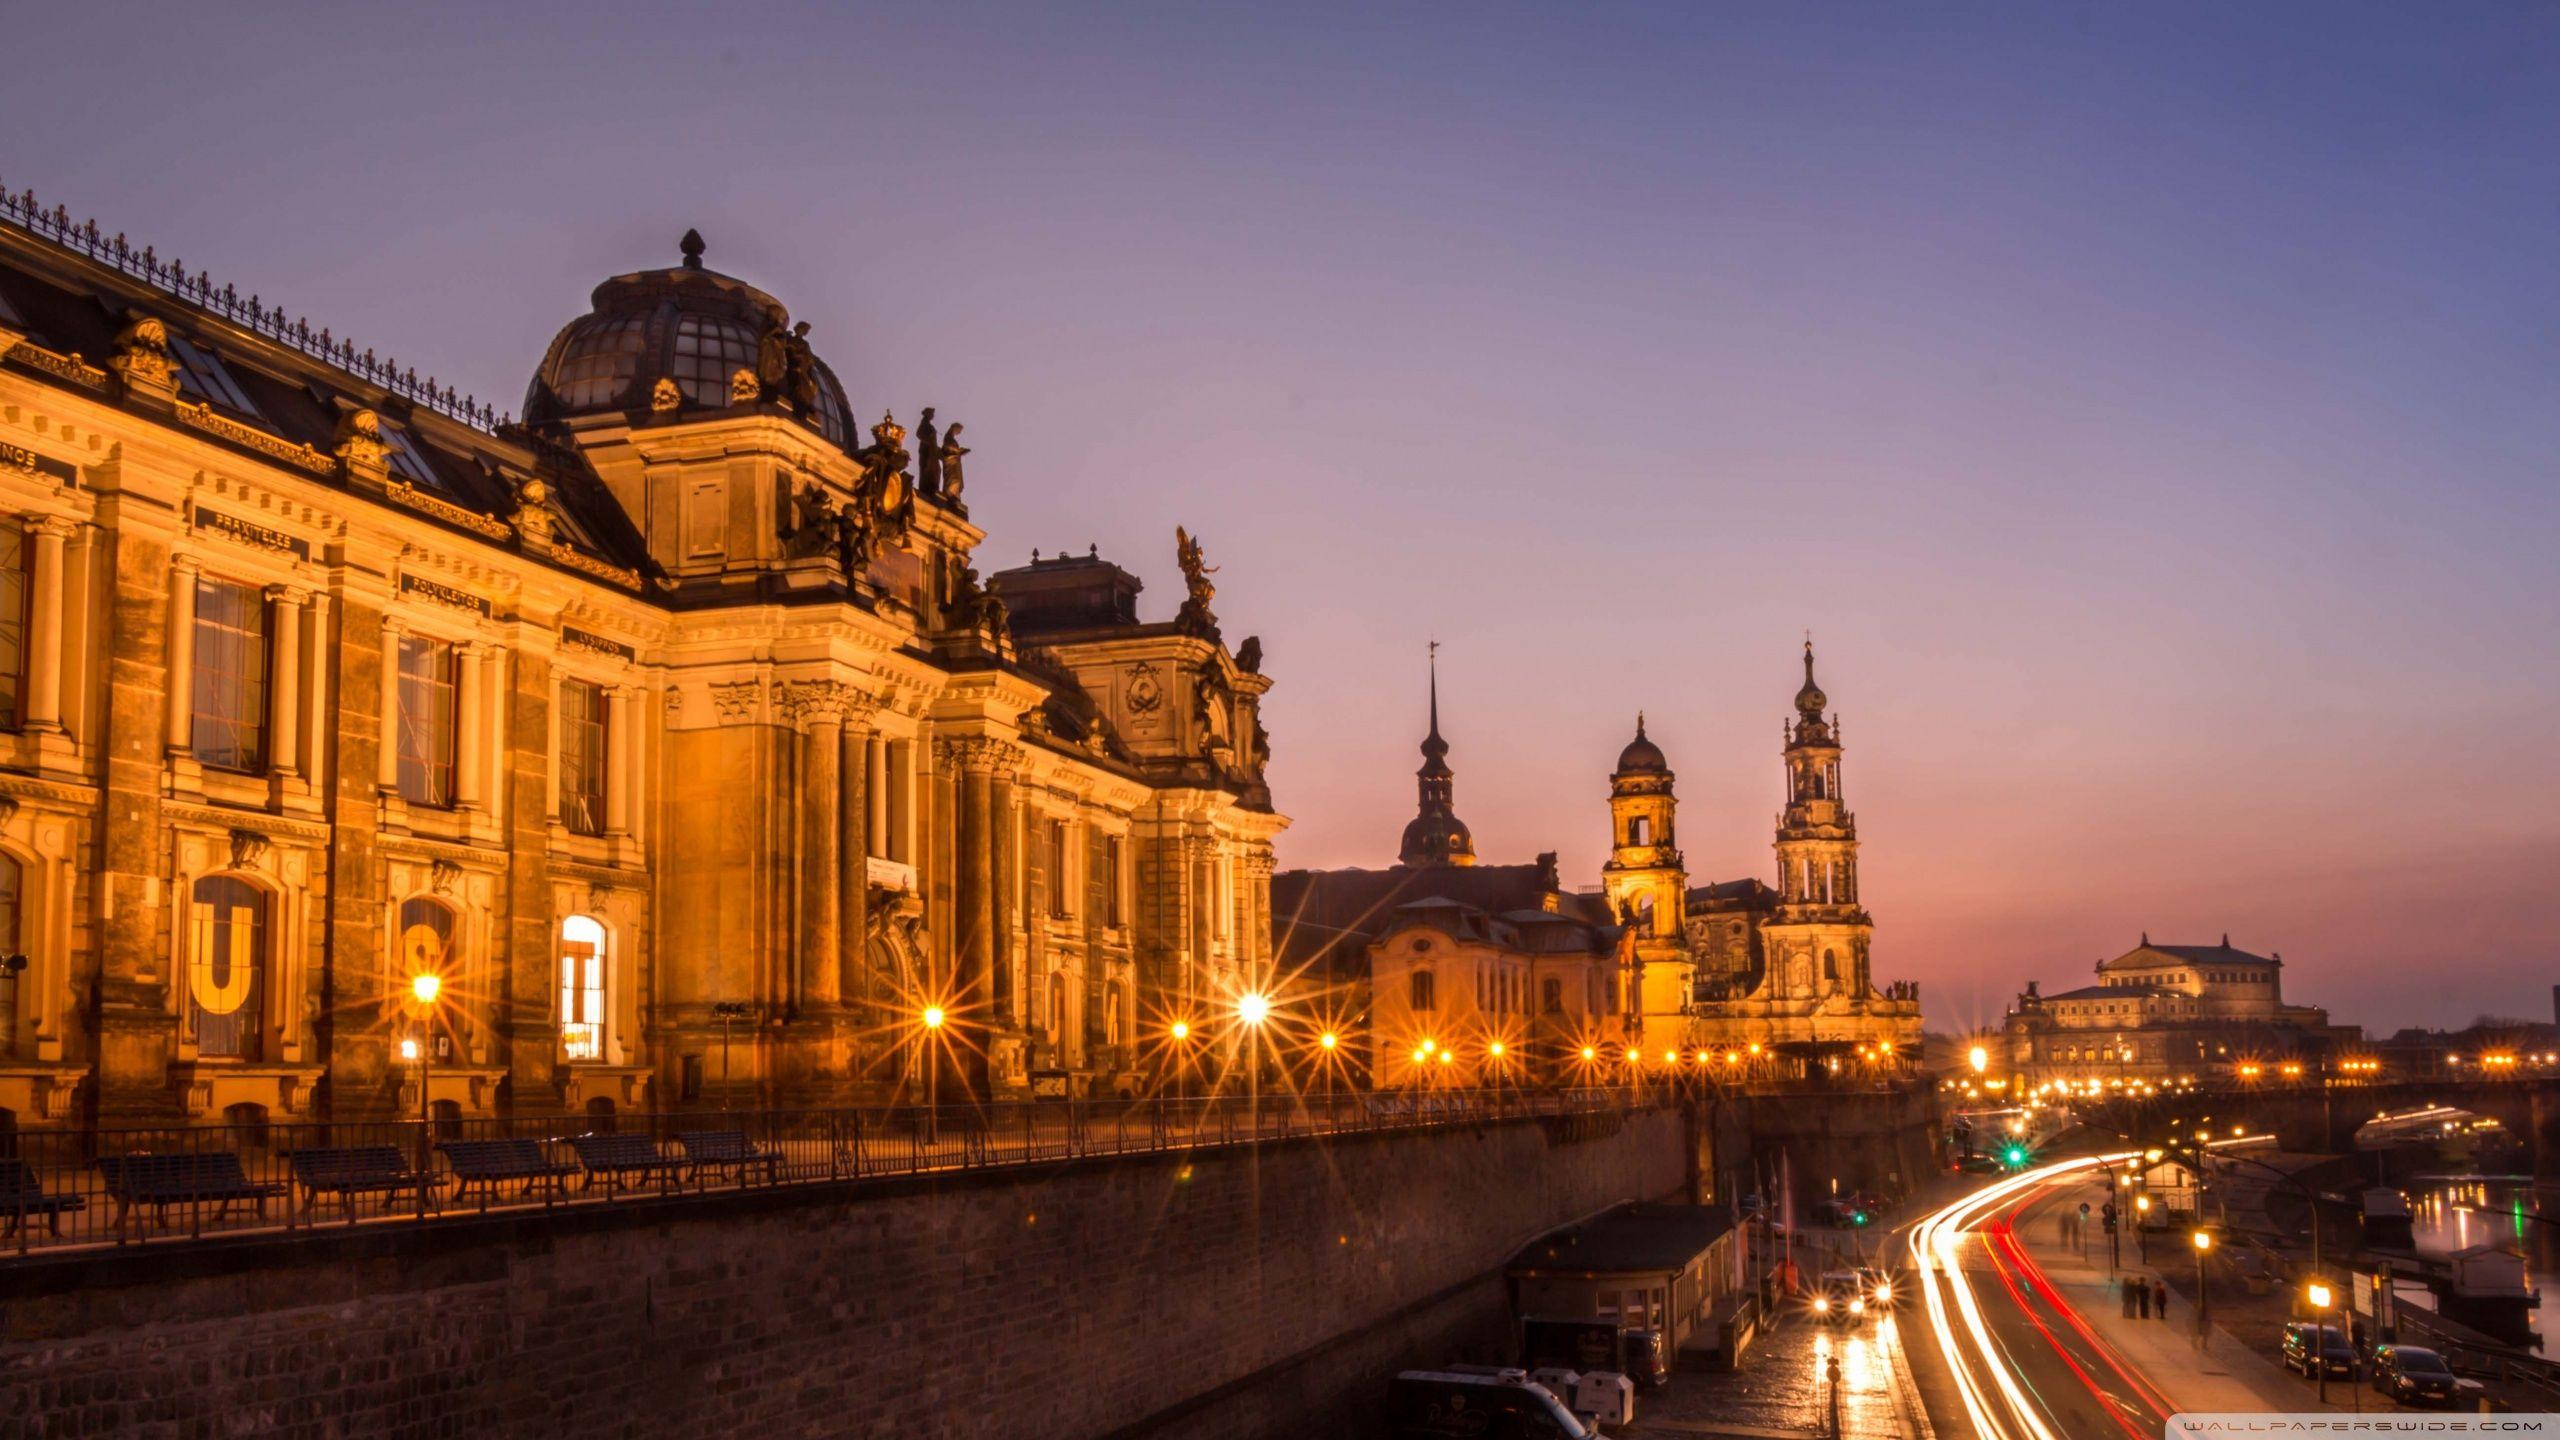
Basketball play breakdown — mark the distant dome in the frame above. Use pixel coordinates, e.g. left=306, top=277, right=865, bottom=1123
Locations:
left=1615, top=714, right=1669, bottom=775
left=523, top=229, right=852, bottom=449
left=1795, top=642, right=1827, bottom=717
left=1400, top=810, right=1475, bottom=867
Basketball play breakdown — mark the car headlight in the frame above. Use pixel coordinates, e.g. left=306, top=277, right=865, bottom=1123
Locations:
left=1850, top=1299, right=1865, bottom=1315
left=1874, top=1284, right=1892, bottom=1302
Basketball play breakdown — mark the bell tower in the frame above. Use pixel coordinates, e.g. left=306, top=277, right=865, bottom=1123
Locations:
left=1397, top=644, right=1476, bottom=868
left=1601, top=714, right=1692, bottom=1034
left=1765, top=641, right=1871, bottom=1000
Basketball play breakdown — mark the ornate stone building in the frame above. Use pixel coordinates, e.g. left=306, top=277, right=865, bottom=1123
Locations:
left=2002, top=936, right=2353, bottom=1086
left=1604, top=643, right=1922, bottom=1055
left=0, top=200, right=1280, bottom=1129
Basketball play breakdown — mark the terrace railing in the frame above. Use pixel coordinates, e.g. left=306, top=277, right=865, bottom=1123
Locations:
left=0, top=1087, right=1645, bottom=1260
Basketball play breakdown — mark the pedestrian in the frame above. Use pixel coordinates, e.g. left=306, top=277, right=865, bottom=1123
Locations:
left=2136, top=1278, right=2151, bottom=1319
left=2122, top=1276, right=2137, bottom=1319
left=2153, top=1278, right=2168, bottom=1321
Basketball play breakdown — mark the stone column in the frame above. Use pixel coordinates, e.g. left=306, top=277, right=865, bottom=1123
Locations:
left=888, top=738, right=915, bottom=864
left=865, top=733, right=888, bottom=859
left=992, top=771, right=1019, bottom=1022
left=947, top=739, right=998, bottom=1095
left=265, top=586, right=304, bottom=777
left=165, top=555, right=200, bottom=755
left=788, top=683, right=844, bottom=1010
left=21, top=516, right=72, bottom=734
left=376, top=617, right=404, bottom=792
left=455, top=641, right=485, bottom=810
left=300, top=591, right=331, bottom=787
left=604, top=685, right=635, bottom=837
left=838, top=704, right=874, bottom=1005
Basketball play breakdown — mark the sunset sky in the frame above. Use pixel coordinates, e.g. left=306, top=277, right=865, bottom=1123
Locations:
left=9, top=2, right=2553, bottom=1033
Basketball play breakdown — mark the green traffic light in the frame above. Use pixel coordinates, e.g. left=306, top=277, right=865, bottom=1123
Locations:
left=2003, top=1145, right=2028, bottom=1167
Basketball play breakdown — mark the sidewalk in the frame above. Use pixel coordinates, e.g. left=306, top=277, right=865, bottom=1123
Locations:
left=2015, top=1177, right=2351, bottom=1415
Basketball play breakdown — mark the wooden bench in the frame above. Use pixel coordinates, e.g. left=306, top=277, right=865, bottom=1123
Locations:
left=438, top=1138, right=577, bottom=1208
left=0, top=1158, right=85, bottom=1237
left=674, top=1130, right=782, bottom=1185
left=288, top=1145, right=437, bottom=1221
left=568, top=1133, right=685, bottom=1192
left=95, top=1152, right=287, bottom=1232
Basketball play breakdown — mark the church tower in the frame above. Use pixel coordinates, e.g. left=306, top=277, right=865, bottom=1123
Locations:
left=1397, top=647, right=1476, bottom=867
left=1763, top=642, right=1871, bottom=1001
left=1602, top=715, right=1693, bottom=1034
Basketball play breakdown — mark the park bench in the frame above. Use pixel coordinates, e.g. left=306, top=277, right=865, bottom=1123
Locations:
left=674, top=1129, right=782, bottom=1185
left=0, top=1158, right=85, bottom=1237
left=568, top=1132, right=685, bottom=1192
left=95, top=1151, right=287, bottom=1232
left=438, top=1138, right=577, bottom=1208
left=288, top=1145, right=437, bottom=1221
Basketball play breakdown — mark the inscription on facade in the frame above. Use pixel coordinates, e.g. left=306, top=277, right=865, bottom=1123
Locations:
left=562, top=626, right=635, bottom=661
left=191, top=504, right=311, bottom=560
left=399, top=572, right=493, bottom=616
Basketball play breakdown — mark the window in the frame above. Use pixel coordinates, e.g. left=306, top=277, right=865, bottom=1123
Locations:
left=1542, top=978, right=1562, bottom=1014
left=1106, top=985, right=1125, bottom=1048
left=190, top=577, right=268, bottom=771
left=0, top=854, right=18, bottom=1054
left=395, top=897, right=457, bottom=992
left=1104, top=835, right=1125, bottom=927
left=1045, top=820, right=1070, bottom=917
left=168, top=334, right=261, bottom=416
left=558, top=678, right=608, bottom=835
left=1410, top=970, right=1436, bottom=1012
left=187, top=876, right=267, bottom=1058
left=1629, top=816, right=1651, bottom=845
left=669, top=314, right=760, bottom=405
left=546, top=314, right=648, bottom=409
left=381, top=422, right=451, bottom=493
left=1823, top=950, right=1838, bottom=981
left=1048, top=971, right=1070, bottom=1041
left=559, top=915, right=607, bottom=1061
left=397, top=636, right=460, bottom=807
left=0, top=522, right=21, bottom=729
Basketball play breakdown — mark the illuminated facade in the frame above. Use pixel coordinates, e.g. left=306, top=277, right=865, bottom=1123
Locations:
left=0, top=202, right=1280, bottom=1128
left=2002, top=936, right=2351, bottom=1085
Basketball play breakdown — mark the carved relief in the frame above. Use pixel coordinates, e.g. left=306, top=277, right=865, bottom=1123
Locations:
left=109, top=314, right=178, bottom=393
left=227, top=829, right=272, bottom=871
left=710, top=681, right=762, bottom=723
left=332, top=407, right=390, bottom=480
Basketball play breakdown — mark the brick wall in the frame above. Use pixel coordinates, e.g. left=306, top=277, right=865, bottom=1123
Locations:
left=1, top=1106, right=1687, bottom=1439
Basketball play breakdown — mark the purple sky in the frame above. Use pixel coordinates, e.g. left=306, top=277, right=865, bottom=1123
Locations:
left=9, top=3, right=2555, bottom=1034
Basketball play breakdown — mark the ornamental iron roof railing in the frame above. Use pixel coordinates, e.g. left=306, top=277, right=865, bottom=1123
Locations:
left=0, top=178, right=507, bottom=433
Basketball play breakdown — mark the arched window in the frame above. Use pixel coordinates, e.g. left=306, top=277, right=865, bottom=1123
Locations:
left=1106, top=985, right=1125, bottom=1048
left=1636, top=895, right=1656, bottom=935
left=1822, top=949, right=1838, bottom=982
left=187, top=876, right=268, bottom=1058
left=1629, top=816, right=1651, bottom=845
left=559, top=915, right=608, bottom=1061
left=1048, top=971, right=1071, bottom=1043
left=1410, top=969, right=1436, bottom=1013
left=395, top=896, right=458, bottom=993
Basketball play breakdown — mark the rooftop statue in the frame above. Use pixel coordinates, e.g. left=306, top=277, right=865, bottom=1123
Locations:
left=756, top=319, right=820, bottom=412
left=936, top=421, right=967, bottom=500
left=1175, top=525, right=1218, bottom=633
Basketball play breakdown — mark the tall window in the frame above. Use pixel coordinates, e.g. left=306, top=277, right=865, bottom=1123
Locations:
left=190, top=578, right=268, bottom=771
left=1410, top=969, right=1436, bottom=1012
left=1104, top=835, right=1125, bottom=927
left=559, top=915, right=606, bottom=1061
left=1044, top=820, right=1070, bottom=917
left=396, top=896, right=457, bottom=994
left=0, top=854, right=19, bottom=1055
left=1048, top=972, right=1070, bottom=1042
left=397, top=636, right=460, bottom=807
left=558, top=678, right=608, bottom=836
left=187, top=876, right=267, bottom=1058
left=0, top=522, right=22, bottom=729
left=1629, top=816, right=1651, bottom=845
left=1106, top=986, right=1125, bottom=1048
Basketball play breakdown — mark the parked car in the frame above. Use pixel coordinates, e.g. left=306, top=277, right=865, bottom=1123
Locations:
left=1956, top=1154, right=2003, bottom=1175
left=2280, top=1322, right=2357, bottom=1379
left=1814, top=1271, right=1867, bottom=1325
left=2368, top=1345, right=2459, bottom=1407
left=1387, top=1370, right=1598, bottom=1439
left=1622, top=1327, right=1671, bottom=1389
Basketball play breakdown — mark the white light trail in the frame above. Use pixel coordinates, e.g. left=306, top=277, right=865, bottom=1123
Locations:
left=1908, top=1152, right=2137, bottom=1440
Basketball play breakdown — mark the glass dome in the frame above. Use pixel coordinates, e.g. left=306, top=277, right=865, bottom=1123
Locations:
left=524, top=233, right=852, bottom=449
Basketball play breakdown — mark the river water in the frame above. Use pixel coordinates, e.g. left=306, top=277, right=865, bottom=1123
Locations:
left=2403, top=1175, right=2560, bottom=1351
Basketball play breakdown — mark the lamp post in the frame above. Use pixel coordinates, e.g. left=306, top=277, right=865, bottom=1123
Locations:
left=920, top=1004, right=945, bottom=1147
left=2136, top=1193, right=2153, bottom=1263
left=2192, top=1229, right=2214, bottom=1344
left=1169, top=1018, right=1192, bottom=1105
left=2307, top=1278, right=2334, bottom=1405
left=1318, top=1030, right=1339, bottom=1120
left=406, top=970, right=441, bottom=1220
left=710, top=1000, right=752, bottom=1110
left=1488, top=1039, right=1507, bottom=1116
left=1237, top=991, right=1270, bottom=1134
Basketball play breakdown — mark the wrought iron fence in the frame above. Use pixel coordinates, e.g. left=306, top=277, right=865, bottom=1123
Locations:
left=0, top=177, right=507, bottom=432
left=0, top=1087, right=1647, bottom=1259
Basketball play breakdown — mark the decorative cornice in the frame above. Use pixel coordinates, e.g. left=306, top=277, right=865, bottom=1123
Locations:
left=174, top=399, right=334, bottom=476
left=540, top=540, right=641, bottom=590
left=384, top=478, right=512, bottom=540
left=4, top=340, right=108, bottom=391
left=778, top=679, right=865, bottom=727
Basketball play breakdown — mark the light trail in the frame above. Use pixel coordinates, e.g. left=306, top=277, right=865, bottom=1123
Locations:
left=1909, top=1152, right=2136, bottom=1440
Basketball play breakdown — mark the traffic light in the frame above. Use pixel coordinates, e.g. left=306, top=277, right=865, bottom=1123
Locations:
left=1849, top=1207, right=1870, bottom=1227
left=2001, top=1143, right=2030, bottom=1169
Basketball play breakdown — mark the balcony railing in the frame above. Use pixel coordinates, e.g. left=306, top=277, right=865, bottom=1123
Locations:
left=0, top=1087, right=1647, bottom=1261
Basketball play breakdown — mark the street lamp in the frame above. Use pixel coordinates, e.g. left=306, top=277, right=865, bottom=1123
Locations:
left=2136, top=1193, right=2153, bottom=1262
left=406, top=969, right=442, bottom=1220
left=2192, top=1229, right=2215, bottom=1341
left=2307, top=1278, right=2334, bottom=1404
left=920, top=1004, right=946, bottom=1146
left=1317, top=1030, right=1339, bottom=1116
left=1969, top=1044, right=1989, bottom=1075
left=1236, top=991, right=1270, bottom=1131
